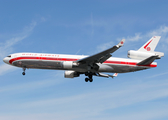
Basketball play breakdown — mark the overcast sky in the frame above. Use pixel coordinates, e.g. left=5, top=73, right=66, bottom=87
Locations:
left=0, top=0, right=168, bottom=120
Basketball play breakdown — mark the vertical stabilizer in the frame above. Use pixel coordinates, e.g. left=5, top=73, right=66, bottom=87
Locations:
left=138, top=36, right=161, bottom=52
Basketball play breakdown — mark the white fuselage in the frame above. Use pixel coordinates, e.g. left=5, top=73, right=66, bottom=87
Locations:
left=3, top=52, right=157, bottom=73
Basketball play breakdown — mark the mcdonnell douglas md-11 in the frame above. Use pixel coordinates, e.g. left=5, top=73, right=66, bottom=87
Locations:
left=3, top=36, right=164, bottom=82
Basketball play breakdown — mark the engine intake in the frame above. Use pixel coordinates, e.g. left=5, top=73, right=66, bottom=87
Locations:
left=63, top=61, right=73, bottom=69
left=64, top=71, right=80, bottom=78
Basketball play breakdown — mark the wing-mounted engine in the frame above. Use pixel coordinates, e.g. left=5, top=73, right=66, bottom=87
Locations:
left=63, top=61, right=73, bottom=69
left=63, top=61, right=79, bottom=69
left=127, top=50, right=164, bottom=60
left=64, top=71, right=80, bottom=78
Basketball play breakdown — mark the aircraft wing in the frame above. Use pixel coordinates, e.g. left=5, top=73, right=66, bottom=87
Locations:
left=76, top=39, right=125, bottom=64
left=97, top=72, right=118, bottom=78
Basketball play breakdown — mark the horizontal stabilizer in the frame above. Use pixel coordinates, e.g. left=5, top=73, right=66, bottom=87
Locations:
left=155, top=51, right=164, bottom=58
left=137, top=55, right=158, bottom=66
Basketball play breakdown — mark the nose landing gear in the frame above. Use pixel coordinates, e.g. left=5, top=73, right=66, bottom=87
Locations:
left=22, top=67, right=26, bottom=75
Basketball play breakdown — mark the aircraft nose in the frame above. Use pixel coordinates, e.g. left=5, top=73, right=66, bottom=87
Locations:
left=3, top=57, right=9, bottom=64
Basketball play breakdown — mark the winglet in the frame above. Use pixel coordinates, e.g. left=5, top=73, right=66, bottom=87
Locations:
left=110, top=73, right=118, bottom=78
left=117, top=39, right=125, bottom=47
left=108, top=73, right=118, bottom=78
left=113, top=73, right=118, bottom=77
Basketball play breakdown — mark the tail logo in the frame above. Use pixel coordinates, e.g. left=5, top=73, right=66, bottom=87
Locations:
left=146, top=47, right=151, bottom=51
left=144, top=40, right=152, bottom=51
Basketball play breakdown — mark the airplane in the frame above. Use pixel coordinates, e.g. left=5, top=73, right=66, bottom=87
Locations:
left=3, top=36, right=164, bottom=82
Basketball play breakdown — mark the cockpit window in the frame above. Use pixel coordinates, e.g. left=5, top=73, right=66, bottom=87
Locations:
left=7, top=55, right=11, bottom=57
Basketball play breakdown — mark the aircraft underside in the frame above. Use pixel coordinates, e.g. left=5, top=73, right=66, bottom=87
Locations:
left=13, top=60, right=148, bottom=74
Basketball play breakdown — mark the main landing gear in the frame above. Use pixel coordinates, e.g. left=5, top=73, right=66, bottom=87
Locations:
left=85, top=72, right=93, bottom=82
left=22, top=67, right=26, bottom=75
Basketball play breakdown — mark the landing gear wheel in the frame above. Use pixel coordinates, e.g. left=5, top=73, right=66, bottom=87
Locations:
left=22, top=67, right=26, bottom=76
left=85, top=72, right=89, bottom=76
left=85, top=78, right=89, bottom=82
left=85, top=72, right=94, bottom=82
left=22, top=72, right=25, bottom=75
left=89, top=79, right=93, bottom=82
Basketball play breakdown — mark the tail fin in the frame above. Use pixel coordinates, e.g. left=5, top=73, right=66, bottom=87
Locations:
left=128, top=36, right=164, bottom=60
left=138, top=36, right=161, bottom=52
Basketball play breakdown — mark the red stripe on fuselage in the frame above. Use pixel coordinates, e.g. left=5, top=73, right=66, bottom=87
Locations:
left=9, top=57, right=78, bottom=64
left=9, top=56, right=157, bottom=67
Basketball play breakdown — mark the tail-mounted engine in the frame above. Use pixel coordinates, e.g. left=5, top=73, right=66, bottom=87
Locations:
left=128, top=36, right=164, bottom=60
left=128, top=50, right=164, bottom=60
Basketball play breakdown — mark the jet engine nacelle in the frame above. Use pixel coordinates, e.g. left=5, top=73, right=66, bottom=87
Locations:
left=64, top=71, right=80, bottom=78
left=63, top=61, right=73, bottom=69
left=128, top=50, right=164, bottom=60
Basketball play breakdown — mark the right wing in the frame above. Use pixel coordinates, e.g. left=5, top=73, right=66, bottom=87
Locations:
left=76, top=39, right=125, bottom=65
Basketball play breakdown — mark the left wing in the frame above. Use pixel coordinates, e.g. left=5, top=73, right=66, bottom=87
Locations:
left=76, top=39, right=125, bottom=65
left=97, top=72, right=118, bottom=78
